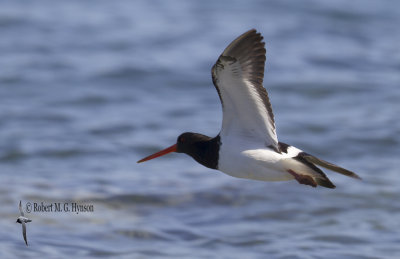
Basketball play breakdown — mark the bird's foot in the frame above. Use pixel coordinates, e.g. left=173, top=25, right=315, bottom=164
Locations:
left=287, top=169, right=317, bottom=187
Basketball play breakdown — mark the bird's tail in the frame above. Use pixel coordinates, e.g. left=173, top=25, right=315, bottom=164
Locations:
left=301, top=153, right=361, bottom=180
left=285, top=152, right=360, bottom=189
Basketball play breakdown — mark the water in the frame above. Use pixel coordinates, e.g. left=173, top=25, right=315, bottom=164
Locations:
left=1, top=0, right=399, bottom=258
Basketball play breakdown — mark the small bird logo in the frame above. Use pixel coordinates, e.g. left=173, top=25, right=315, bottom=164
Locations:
left=16, top=201, right=32, bottom=246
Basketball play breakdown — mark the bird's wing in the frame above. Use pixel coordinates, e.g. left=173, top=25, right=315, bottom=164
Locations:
left=22, top=221, right=28, bottom=246
left=212, top=29, right=278, bottom=150
left=19, top=201, right=24, bottom=217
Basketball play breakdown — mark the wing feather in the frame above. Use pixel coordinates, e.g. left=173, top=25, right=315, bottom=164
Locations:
left=19, top=200, right=24, bottom=216
left=22, top=221, right=28, bottom=246
left=212, top=29, right=278, bottom=149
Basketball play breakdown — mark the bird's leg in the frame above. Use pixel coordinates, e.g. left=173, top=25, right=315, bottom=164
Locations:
left=287, top=169, right=317, bottom=187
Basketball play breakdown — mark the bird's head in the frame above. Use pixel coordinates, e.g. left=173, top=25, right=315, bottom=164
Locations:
left=137, top=132, right=211, bottom=163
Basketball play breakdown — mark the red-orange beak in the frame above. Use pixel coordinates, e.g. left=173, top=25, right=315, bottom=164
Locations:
left=137, top=144, right=177, bottom=163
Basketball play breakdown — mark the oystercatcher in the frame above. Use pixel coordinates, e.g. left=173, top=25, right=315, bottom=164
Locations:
left=138, top=29, right=360, bottom=188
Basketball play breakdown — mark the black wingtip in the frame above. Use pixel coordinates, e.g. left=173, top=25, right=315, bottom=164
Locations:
left=302, top=154, right=362, bottom=180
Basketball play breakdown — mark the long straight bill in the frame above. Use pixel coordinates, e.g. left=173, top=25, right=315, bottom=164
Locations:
left=137, top=144, right=177, bottom=163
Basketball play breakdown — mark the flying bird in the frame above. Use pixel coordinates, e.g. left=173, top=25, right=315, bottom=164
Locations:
left=138, top=29, right=360, bottom=188
left=16, top=200, right=32, bottom=246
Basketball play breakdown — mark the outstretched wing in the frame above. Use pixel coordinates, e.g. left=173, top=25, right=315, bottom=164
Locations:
left=22, top=221, right=28, bottom=246
left=212, top=29, right=278, bottom=150
left=19, top=200, right=24, bottom=217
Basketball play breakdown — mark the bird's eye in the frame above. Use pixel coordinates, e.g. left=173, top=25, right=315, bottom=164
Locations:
left=179, top=137, right=184, bottom=142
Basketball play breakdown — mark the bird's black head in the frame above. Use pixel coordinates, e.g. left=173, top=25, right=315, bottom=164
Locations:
left=176, top=132, right=211, bottom=154
left=138, top=132, right=220, bottom=169
left=176, top=132, right=220, bottom=169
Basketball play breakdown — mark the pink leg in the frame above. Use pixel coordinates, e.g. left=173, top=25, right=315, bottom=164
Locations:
left=287, top=169, right=317, bottom=187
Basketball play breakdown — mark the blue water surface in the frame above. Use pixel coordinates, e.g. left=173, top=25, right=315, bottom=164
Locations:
left=0, top=0, right=399, bottom=258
